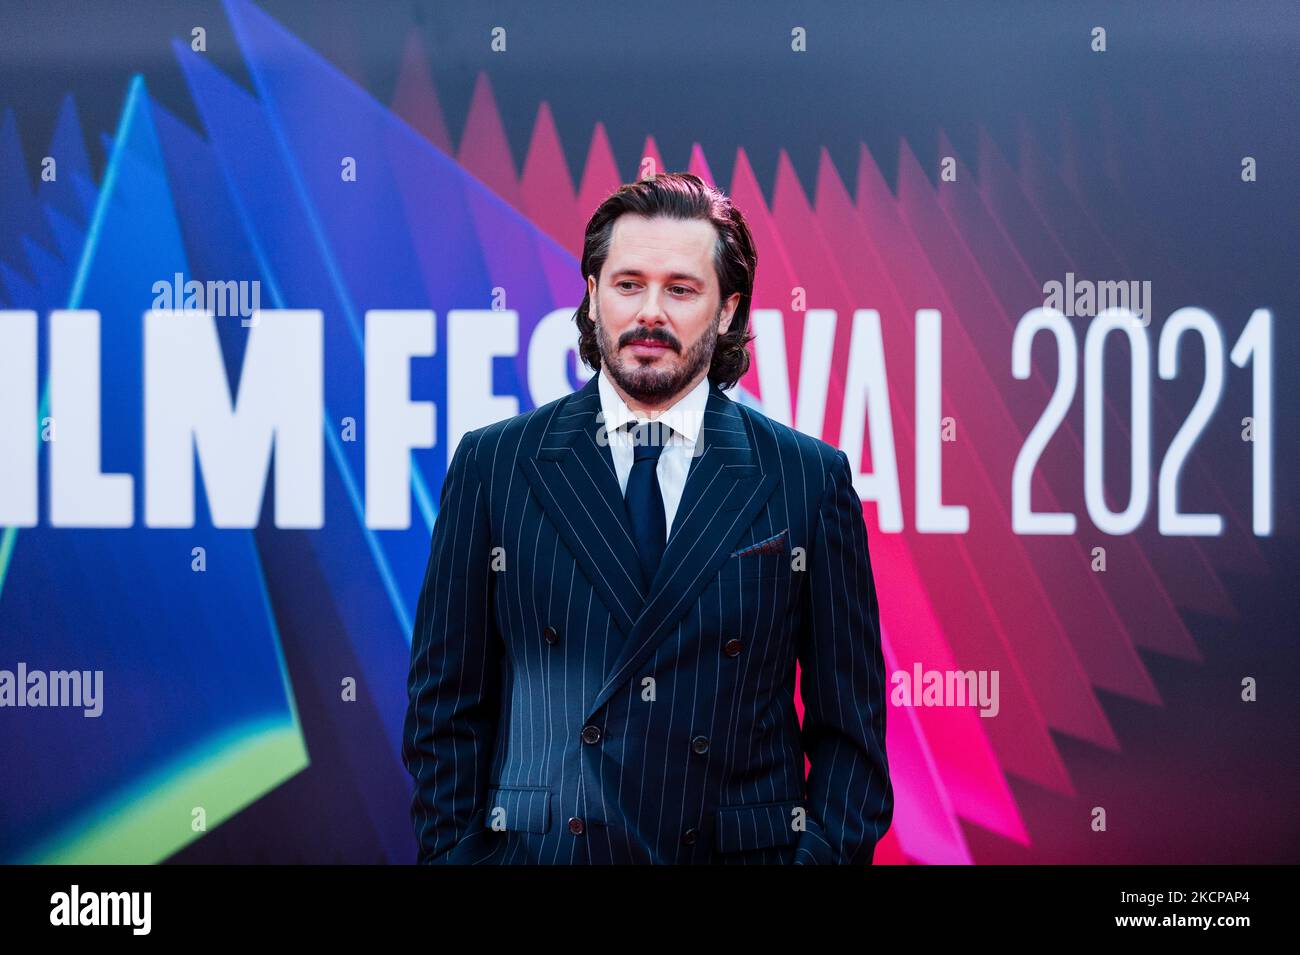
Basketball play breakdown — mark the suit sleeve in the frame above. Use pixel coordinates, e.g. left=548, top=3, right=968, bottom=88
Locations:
left=793, top=448, right=893, bottom=864
left=401, top=427, right=502, bottom=864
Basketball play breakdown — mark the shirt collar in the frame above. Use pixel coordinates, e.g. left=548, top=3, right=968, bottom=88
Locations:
left=597, top=368, right=710, bottom=448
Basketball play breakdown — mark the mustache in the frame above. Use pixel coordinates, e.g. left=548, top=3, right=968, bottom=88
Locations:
left=619, top=328, right=680, bottom=351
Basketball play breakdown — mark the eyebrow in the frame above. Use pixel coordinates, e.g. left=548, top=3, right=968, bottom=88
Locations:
left=609, top=269, right=706, bottom=285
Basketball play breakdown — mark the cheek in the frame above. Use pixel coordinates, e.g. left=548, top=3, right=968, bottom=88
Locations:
left=595, top=294, right=627, bottom=329
left=675, top=313, right=716, bottom=349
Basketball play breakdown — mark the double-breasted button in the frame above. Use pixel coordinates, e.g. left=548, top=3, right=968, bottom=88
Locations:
left=723, top=639, right=743, bottom=657
left=681, top=827, right=699, bottom=846
left=543, top=625, right=559, bottom=645
left=567, top=817, right=585, bottom=836
left=581, top=724, right=602, bottom=745
left=691, top=735, right=710, bottom=755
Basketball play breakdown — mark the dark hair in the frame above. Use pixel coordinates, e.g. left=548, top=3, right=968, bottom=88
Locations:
left=574, top=172, right=758, bottom=391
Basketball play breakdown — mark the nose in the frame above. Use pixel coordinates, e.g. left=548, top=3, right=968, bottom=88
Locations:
left=636, top=286, right=669, bottom=326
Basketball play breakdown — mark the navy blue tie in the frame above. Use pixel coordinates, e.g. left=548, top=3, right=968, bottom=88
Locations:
left=623, top=420, right=670, bottom=590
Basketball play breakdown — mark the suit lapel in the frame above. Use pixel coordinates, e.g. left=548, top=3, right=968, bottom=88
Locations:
left=587, top=380, right=779, bottom=719
left=519, top=374, right=647, bottom=638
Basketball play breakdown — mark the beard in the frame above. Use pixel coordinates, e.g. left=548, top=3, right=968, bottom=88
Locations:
left=592, top=296, right=720, bottom=405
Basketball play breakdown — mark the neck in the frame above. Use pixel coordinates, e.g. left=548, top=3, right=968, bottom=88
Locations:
left=602, top=367, right=707, bottom=418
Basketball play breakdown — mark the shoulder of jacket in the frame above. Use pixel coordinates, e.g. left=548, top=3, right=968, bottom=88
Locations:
left=731, top=398, right=844, bottom=474
left=461, top=389, right=574, bottom=460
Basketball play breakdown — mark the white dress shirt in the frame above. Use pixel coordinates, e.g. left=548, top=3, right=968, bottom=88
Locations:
left=597, top=368, right=709, bottom=538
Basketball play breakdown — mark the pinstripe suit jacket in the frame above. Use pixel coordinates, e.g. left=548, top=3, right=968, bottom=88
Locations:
left=401, top=372, right=892, bottom=864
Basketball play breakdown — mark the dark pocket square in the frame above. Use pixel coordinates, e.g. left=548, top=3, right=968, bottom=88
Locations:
left=730, top=528, right=789, bottom=558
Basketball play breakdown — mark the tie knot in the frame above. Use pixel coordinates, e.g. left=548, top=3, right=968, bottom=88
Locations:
left=627, top=420, right=671, bottom=462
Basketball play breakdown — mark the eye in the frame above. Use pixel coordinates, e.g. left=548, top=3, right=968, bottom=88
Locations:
left=670, top=286, right=695, bottom=296
left=617, top=280, right=639, bottom=291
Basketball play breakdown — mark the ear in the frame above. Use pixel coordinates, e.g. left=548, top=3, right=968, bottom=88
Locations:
left=587, top=274, right=597, bottom=299
left=718, top=291, right=741, bottom=336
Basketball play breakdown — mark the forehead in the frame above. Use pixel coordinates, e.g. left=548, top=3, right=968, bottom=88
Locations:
left=605, top=214, right=717, bottom=282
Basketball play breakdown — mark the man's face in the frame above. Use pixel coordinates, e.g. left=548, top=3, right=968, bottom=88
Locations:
left=588, top=214, right=740, bottom=406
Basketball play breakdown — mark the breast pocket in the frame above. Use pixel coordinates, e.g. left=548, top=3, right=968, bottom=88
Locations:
left=709, top=529, right=796, bottom=660
left=723, top=528, right=791, bottom=581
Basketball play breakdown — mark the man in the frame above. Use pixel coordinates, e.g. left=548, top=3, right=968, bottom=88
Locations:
left=402, top=172, right=892, bottom=864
